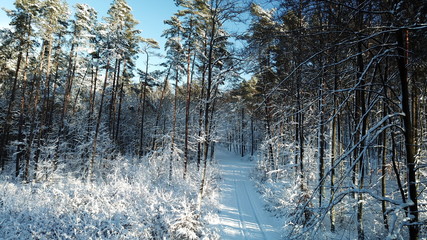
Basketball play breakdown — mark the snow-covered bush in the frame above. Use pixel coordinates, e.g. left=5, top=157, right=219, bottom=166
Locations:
left=252, top=132, right=425, bottom=240
left=0, top=145, right=220, bottom=239
left=170, top=201, right=203, bottom=240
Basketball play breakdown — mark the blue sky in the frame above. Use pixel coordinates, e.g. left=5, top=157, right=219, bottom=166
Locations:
left=0, top=0, right=253, bottom=81
left=0, top=0, right=180, bottom=41
left=0, top=0, right=180, bottom=72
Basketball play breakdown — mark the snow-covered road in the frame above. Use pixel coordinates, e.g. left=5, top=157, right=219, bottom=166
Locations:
left=214, top=147, right=282, bottom=239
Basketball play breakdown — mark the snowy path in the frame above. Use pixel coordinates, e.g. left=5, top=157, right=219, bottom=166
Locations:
left=214, top=147, right=282, bottom=239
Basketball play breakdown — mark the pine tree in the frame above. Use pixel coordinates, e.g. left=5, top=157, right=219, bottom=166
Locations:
left=30, top=0, right=69, bottom=179
left=0, top=0, right=40, bottom=174
left=170, top=0, right=207, bottom=178
left=137, top=38, right=159, bottom=156
left=162, top=14, right=185, bottom=180
left=104, top=0, right=139, bottom=141
left=195, top=0, right=237, bottom=211
left=88, top=0, right=140, bottom=179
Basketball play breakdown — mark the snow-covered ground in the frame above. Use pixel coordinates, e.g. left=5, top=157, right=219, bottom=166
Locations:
left=211, top=147, right=282, bottom=239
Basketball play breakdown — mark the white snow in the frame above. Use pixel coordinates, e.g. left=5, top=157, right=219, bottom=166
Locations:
left=211, top=147, right=282, bottom=239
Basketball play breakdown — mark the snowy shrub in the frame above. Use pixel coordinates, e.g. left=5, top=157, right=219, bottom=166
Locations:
left=0, top=146, right=220, bottom=239
left=170, top=202, right=202, bottom=240
left=251, top=136, right=424, bottom=240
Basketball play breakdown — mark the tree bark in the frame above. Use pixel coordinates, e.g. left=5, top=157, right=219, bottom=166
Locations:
left=169, top=64, right=179, bottom=181
left=183, top=42, right=193, bottom=178
left=16, top=45, right=30, bottom=177
left=151, top=66, right=171, bottom=152
left=115, top=81, right=124, bottom=146
left=241, top=107, right=245, bottom=157
left=198, top=9, right=216, bottom=211
left=16, top=15, right=33, bottom=177
left=318, top=66, right=325, bottom=208
left=33, top=37, right=54, bottom=179
left=380, top=59, right=390, bottom=231
left=251, top=117, right=254, bottom=156
left=115, top=59, right=127, bottom=145
left=24, top=43, right=46, bottom=182
left=109, top=59, right=120, bottom=137
left=139, top=71, right=147, bottom=155
left=356, top=41, right=366, bottom=240
left=396, top=28, right=418, bottom=240
left=0, top=50, right=23, bottom=171
left=89, top=62, right=110, bottom=181
left=330, top=60, right=339, bottom=232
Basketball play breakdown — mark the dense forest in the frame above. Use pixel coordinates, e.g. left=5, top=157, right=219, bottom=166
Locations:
left=0, top=0, right=426, bottom=239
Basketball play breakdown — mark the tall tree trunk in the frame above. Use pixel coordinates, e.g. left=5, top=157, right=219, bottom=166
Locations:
left=16, top=44, right=31, bottom=177
left=48, top=57, right=59, bottom=128
left=151, top=66, right=171, bottom=152
left=85, top=62, right=98, bottom=160
left=198, top=13, right=216, bottom=211
left=115, top=60, right=127, bottom=145
left=265, top=98, right=274, bottom=173
left=115, top=81, right=124, bottom=146
left=318, top=64, right=325, bottom=208
left=0, top=50, right=23, bottom=171
left=90, top=63, right=99, bottom=117
left=61, top=24, right=78, bottom=123
left=208, top=86, right=219, bottom=161
left=356, top=40, right=367, bottom=240
left=411, top=71, right=418, bottom=174
left=330, top=91, right=337, bottom=232
left=169, top=66, right=179, bottom=181
left=34, top=38, right=54, bottom=179
left=183, top=48, right=193, bottom=178
left=196, top=67, right=206, bottom=170
left=54, top=37, right=76, bottom=169
left=381, top=100, right=389, bottom=231
left=24, top=43, right=46, bottom=182
left=380, top=59, right=390, bottom=231
left=241, top=107, right=245, bottom=157
left=47, top=34, right=63, bottom=130
left=15, top=14, right=32, bottom=177
left=296, top=0, right=305, bottom=190
left=197, top=30, right=209, bottom=171
left=251, top=117, right=254, bottom=156
left=109, top=59, right=120, bottom=137
left=296, top=80, right=304, bottom=187
left=89, top=62, right=110, bottom=181
left=355, top=2, right=367, bottom=238
left=139, top=75, right=147, bottom=155
left=391, top=131, right=406, bottom=205
left=396, top=28, right=418, bottom=240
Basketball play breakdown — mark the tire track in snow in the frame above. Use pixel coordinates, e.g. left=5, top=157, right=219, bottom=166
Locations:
left=234, top=176, right=249, bottom=240
left=243, top=181, right=268, bottom=239
left=213, top=147, right=281, bottom=240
